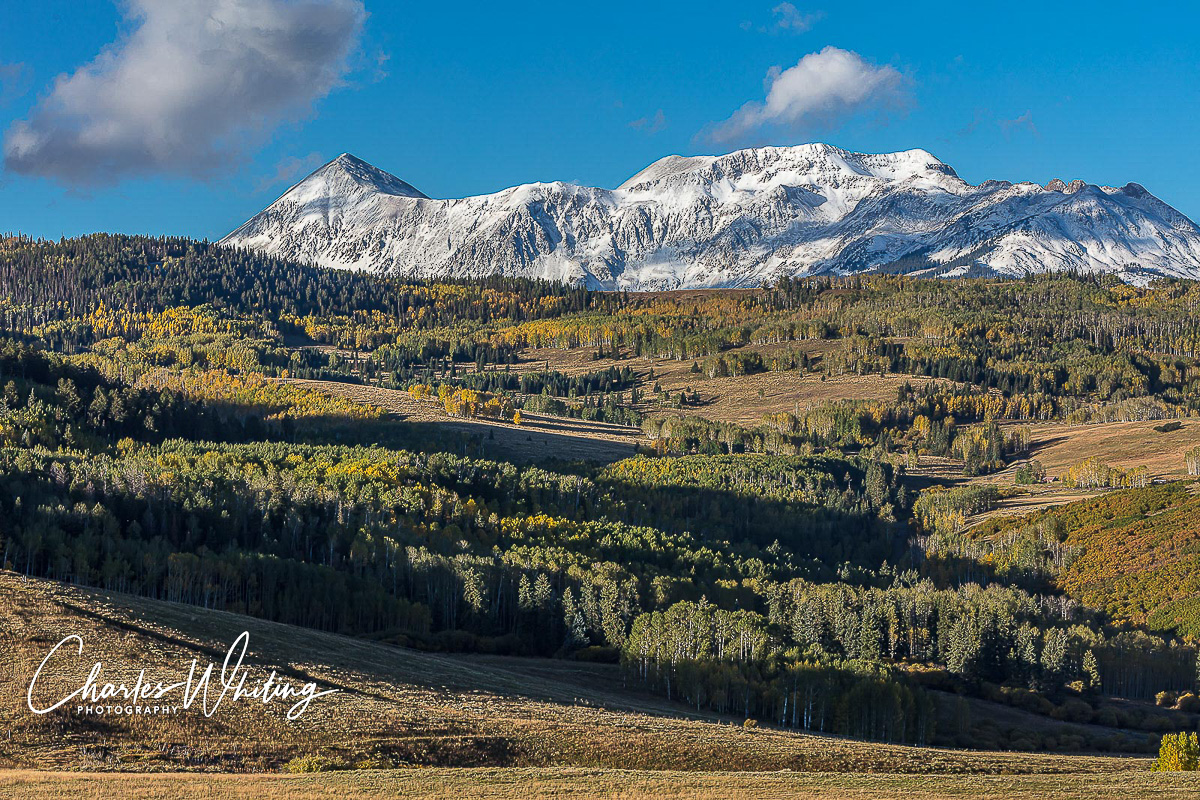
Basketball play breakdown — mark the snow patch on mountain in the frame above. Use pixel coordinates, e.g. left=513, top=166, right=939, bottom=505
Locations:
left=221, top=146, right=1200, bottom=288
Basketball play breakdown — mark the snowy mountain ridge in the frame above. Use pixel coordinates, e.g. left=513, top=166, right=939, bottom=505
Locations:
left=220, top=144, right=1200, bottom=288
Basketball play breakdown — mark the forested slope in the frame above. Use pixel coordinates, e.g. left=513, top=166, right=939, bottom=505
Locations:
left=3, top=233, right=1200, bottom=755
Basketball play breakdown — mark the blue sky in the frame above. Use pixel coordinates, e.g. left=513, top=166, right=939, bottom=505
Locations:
left=2, top=0, right=1198, bottom=241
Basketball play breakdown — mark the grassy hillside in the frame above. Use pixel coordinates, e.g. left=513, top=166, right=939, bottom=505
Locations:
left=7, top=571, right=1200, bottom=796
left=0, top=571, right=1163, bottom=774
left=970, top=482, right=1200, bottom=637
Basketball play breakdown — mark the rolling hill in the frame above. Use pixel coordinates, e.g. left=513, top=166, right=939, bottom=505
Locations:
left=1, top=568, right=1189, bottom=800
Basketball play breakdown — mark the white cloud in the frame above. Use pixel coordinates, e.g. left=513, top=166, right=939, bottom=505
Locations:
left=256, top=150, right=325, bottom=193
left=707, top=46, right=911, bottom=145
left=771, top=3, right=823, bottom=33
left=629, top=109, right=667, bottom=135
left=3, top=0, right=365, bottom=185
left=0, top=63, right=32, bottom=107
left=956, top=108, right=988, bottom=139
left=1000, top=110, right=1038, bottom=137
left=371, top=49, right=391, bottom=83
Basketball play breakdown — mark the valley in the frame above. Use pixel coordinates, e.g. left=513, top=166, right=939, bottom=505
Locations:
left=5, top=0, right=1200, bottom=793
left=4, top=235, right=1200, bottom=796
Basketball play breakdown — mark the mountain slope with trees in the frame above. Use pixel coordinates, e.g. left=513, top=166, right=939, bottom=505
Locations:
left=3, top=233, right=1200, bottom=756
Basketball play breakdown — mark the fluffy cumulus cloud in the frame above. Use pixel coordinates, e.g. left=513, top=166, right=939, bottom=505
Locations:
left=3, top=0, right=365, bottom=185
left=708, top=46, right=910, bottom=145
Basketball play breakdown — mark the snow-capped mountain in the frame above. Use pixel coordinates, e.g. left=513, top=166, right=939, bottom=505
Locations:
left=220, top=146, right=1200, bottom=288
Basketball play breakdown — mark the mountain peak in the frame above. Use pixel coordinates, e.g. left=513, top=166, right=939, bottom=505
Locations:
left=294, top=153, right=429, bottom=201
left=617, top=143, right=955, bottom=191
left=222, top=144, right=1200, bottom=288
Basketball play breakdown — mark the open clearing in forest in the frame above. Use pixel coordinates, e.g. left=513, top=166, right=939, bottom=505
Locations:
left=287, top=348, right=1200, bottom=486
left=647, top=370, right=936, bottom=428
left=964, top=486, right=1106, bottom=526
left=5, top=767, right=1200, bottom=800
left=519, top=343, right=936, bottom=427
left=281, top=377, right=641, bottom=463
left=515, top=340, right=843, bottom=382
left=1008, top=419, right=1200, bottom=480
left=516, top=346, right=1200, bottom=477
left=952, top=419, right=1200, bottom=523
left=932, top=419, right=1200, bottom=525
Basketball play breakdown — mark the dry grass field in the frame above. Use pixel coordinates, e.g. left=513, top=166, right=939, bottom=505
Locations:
left=0, top=572, right=1162, bottom=777
left=1014, top=420, right=1200, bottom=480
left=281, top=378, right=641, bottom=463
left=5, top=766, right=1200, bottom=800
left=518, top=342, right=934, bottom=427
left=287, top=340, right=1200, bottom=484
left=515, top=340, right=843, bottom=382
left=940, top=420, right=1200, bottom=523
left=648, top=370, right=933, bottom=427
left=289, top=341, right=934, bottom=456
left=3, top=532, right=1196, bottom=796
left=966, top=486, right=1104, bottom=525
left=282, top=347, right=1200, bottom=544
